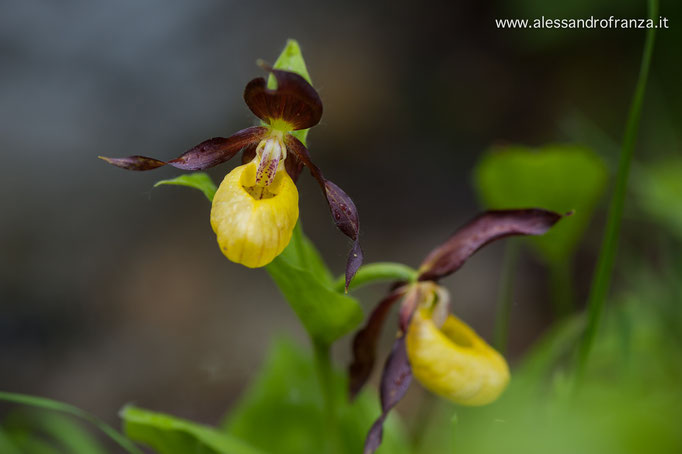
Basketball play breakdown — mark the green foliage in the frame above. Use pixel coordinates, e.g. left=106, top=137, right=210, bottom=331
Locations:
left=0, top=411, right=108, bottom=454
left=266, top=223, right=363, bottom=345
left=223, top=338, right=411, bottom=454
left=634, top=157, right=682, bottom=239
left=416, top=260, right=682, bottom=454
left=0, top=391, right=143, bottom=454
left=121, top=407, right=264, bottom=454
left=154, top=172, right=217, bottom=202
left=474, top=144, right=607, bottom=264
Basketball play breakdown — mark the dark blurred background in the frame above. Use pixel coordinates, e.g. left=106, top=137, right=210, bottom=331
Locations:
left=1, top=0, right=680, bottom=427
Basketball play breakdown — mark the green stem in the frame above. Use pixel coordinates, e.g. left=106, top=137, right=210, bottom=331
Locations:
left=575, top=0, right=657, bottom=384
left=312, top=341, right=341, bottom=454
left=333, top=262, right=418, bottom=293
left=549, top=259, right=575, bottom=318
left=494, top=240, right=520, bottom=354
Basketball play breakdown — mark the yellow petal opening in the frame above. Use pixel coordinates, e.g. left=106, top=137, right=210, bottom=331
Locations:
left=406, top=308, right=510, bottom=406
left=210, top=162, right=299, bottom=268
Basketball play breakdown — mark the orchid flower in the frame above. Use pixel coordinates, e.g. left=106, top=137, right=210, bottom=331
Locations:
left=348, top=209, right=564, bottom=453
left=101, top=67, right=361, bottom=288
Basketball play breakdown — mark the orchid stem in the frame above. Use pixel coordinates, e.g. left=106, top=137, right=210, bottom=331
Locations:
left=313, top=340, right=341, bottom=454
left=575, top=0, right=657, bottom=385
left=494, top=240, right=520, bottom=354
left=334, top=262, right=418, bottom=293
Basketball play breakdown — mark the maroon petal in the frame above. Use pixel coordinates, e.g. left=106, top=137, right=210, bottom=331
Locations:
left=284, top=153, right=304, bottom=182
left=241, top=142, right=258, bottom=165
left=169, top=126, right=267, bottom=170
left=349, top=287, right=406, bottom=399
left=244, top=69, right=323, bottom=131
left=418, top=209, right=564, bottom=282
left=363, top=336, right=413, bottom=454
left=98, top=155, right=166, bottom=171
left=285, top=135, right=362, bottom=289
left=100, top=126, right=266, bottom=172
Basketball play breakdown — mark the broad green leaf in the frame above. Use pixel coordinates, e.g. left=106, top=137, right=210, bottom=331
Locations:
left=0, top=391, right=143, bottom=454
left=266, top=237, right=363, bottom=343
left=223, top=338, right=410, bottom=454
left=154, top=172, right=217, bottom=202
left=283, top=222, right=335, bottom=286
left=0, top=430, right=21, bottom=454
left=634, top=157, right=682, bottom=240
left=269, top=39, right=312, bottom=145
left=474, top=144, right=607, bottom=263
left=121, top=406, right=265, bottom=454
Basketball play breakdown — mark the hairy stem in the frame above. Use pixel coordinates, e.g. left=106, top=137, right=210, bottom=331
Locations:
left=575, top=0, right=658, bottom=384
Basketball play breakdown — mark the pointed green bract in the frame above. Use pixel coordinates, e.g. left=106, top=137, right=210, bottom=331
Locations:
left=269, top=39, right=312, bottom=145
left=474, top=144, right=607, bottom=263
left=154, top=172, right=217, bottom=202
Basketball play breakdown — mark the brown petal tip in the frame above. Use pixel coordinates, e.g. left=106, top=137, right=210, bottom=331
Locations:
left=99, top=155, right=166, bottom=171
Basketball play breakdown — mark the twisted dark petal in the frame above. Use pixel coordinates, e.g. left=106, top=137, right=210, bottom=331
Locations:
left=244, top=69, right=323, bottom=130
left=240, top=142, right=258, bottom=164
left=284, top=152, right=304, bottom=182
left=98, top=155, right=166, bottom=171
left=349, top=287, right=406, bottom=399
left=419, top=209, right=564, bottom=282
left=100, top=127, right=266, bottom=172
left=363, top=336, right=412, bottom=454
left=169, top=126, right=267, bottom=170
left=285, top=135, right=362, bottom=288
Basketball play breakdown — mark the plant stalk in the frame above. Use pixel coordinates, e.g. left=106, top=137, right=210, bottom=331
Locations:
left=313, top=341, right=341, bottom=454
left=575, top=0, right=658, bottom=384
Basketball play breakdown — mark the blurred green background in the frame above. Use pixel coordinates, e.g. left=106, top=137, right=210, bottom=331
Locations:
left=1, top=0, right=681, bottom=452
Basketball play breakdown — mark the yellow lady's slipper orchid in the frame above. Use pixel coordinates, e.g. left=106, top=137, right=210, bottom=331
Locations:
left=101, top=66, right=361, bottom=284
left=350, top=210, right=564, bottom=454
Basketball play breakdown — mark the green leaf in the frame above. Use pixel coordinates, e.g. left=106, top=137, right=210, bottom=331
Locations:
left=121, top=406, right=266, bottom=454
left=266, top=222, right=362, bottom=344
left=0, top=430, right=21, bottom=454
left=634, top=157, right=682, bottom=240
left=269, top=39, right=312, bottom=145
left=1, top=411, right=108, bottom=454
left=154, top=172, right=217, bottom=202
left=283, top=222, right=335, bottom=286
left=0, top=391, right=143, bottom=454
left=223, top=338, right=410, bottom=454
left=474, top=144, right=607, bottom=263
left=266, top=232, right=363, bottom=343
